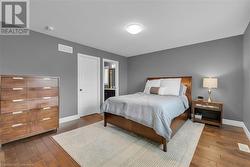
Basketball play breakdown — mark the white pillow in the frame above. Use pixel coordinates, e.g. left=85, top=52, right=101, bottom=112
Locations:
left=179, top=84, right=187, bottom=96
left=159, top=78, right=181, bottom=96
left=143, top=79, right=161, bottom=94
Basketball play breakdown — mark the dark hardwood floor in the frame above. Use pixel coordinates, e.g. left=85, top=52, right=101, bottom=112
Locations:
left=190, top=124, right=250, bottom=167
left=0, top=114, right=249, bottom=167
left=0, top=114, right=102, bottom=167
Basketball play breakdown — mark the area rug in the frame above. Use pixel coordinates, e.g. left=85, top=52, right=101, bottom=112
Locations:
left=52, top=120, right=204, bottom=167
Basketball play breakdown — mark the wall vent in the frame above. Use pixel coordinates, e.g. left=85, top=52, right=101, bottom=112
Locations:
left=58, top=44, right=73, bottom=54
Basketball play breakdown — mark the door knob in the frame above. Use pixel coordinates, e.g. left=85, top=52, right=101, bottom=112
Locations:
left=80, top=89, right=83, bottom=91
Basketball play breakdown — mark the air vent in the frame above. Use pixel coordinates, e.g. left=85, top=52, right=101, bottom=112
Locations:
left=238, top=143, right=250, bottom=153
left=58, top=44, right=73, bottom=54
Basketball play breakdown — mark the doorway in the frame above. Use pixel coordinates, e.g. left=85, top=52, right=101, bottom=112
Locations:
left=78, top=53, right=100, bottom=117
left=102, top=59, right=119, bottom=102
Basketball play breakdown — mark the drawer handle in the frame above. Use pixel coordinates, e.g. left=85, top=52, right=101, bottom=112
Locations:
left=12, top=88, right=23, bottom=91
left=43, top=107, right=51, bottom=110
left=196, top=104, right=219, bottom=109
left=43, top=97, right=51, bottom=99
left=207, top=105, right=219, bottom=109
left=43, top=78, right=51, bottom=80
left=42, top=117, right=51, bottom=121
left=12, top=77, right=24, bottom=80
left=12, top=123, right=24, bottom=128
left=12, top=111, right=23, bottom=115
left=12, top=99, right=24, bottom=102
left=43, top=87, right=51, bottom=89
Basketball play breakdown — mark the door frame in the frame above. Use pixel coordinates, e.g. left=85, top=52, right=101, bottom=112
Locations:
left=77, top=53, right=101, bottom=117
left=102, top=58, right=119, bottom=103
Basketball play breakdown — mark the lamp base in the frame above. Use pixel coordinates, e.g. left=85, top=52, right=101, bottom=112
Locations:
left=208, top=89, right=212, bottom=102
left=207, top=97, right=212, bottom=102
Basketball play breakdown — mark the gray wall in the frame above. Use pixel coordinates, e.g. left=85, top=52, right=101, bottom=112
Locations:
left=0, top=31, right=127, bottom=118
left=243, top=22, right=250, bottom=130
left=128, top=36, right=243, bottom=121
left=0, top=29, right=247, bottom=123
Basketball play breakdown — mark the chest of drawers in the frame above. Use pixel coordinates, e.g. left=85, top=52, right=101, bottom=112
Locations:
left=0, top=75, right=60, bottom=145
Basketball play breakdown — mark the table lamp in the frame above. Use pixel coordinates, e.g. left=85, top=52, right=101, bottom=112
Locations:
left=203, top=77, right=218, bottom=102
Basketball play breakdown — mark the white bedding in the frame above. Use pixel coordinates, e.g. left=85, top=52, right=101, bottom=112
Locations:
left=101, top=93, right=189, bottom=140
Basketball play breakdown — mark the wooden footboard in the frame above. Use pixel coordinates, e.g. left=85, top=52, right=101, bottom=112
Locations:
left=104, top=108, right=189, bottom=152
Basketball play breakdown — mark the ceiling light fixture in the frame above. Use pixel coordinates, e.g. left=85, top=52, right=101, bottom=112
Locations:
left=126, top=23, right=143, bottom=35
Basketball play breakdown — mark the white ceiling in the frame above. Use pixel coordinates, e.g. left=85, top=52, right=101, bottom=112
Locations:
left=31, top=0, right=250, bottom=57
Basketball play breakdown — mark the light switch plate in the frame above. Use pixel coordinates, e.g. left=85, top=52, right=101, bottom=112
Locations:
left=238, top=143, right=250, bottom=153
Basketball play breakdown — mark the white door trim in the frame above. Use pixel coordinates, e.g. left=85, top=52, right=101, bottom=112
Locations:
left=102, top=58, right=119, bottom=103
left=77, top=53, right=100, bottom=117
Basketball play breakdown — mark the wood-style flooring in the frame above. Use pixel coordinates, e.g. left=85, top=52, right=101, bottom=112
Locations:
left=0, top=114, right=249, bottom=167
left=190, top=124, right=250, bottom=167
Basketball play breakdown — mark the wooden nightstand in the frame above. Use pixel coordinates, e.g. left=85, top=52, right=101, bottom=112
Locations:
left=192, top=99, right=223, bottom=127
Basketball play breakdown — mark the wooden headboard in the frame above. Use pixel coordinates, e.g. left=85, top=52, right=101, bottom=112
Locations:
left=147, top=76, right=192, bottom=104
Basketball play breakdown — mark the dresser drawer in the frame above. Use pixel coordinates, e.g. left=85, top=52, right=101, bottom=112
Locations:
left=36, top=107, right=58, bottom=119
left=29, top=97, right=58, bottom=109
left=1, top=88, right=27, bottom=100
left=192, top=101, right=223, bottom=111
left=1, top=100, right=28, bottom=114
left=0, top=110, right=30, bottom=124
left=1, top=77, right=26, bottom=88
left=38, top=116, right=58, bottom=131
left=28, top=87, right=58, bottom=99
left=1, top=122, right=29, bottom=143
left=30, top=117, right=58, bottom=133
left=27, top=77, right=58, bottom=88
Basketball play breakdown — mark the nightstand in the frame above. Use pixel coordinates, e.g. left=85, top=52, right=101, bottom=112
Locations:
left=192, top=99, right=223, bottom=127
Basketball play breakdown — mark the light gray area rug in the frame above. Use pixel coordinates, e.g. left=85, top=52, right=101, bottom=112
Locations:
left=53, top=120, right=204, bottom=167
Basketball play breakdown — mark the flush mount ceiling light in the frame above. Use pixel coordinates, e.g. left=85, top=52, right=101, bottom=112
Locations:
left=126, top=23, right=144, bottom=35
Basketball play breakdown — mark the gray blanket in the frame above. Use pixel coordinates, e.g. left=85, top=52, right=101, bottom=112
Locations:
left=101, top=93, right=189, bottom=140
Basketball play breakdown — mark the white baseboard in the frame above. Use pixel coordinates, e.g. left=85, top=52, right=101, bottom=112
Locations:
left=223, top=119, right=250, bottom=140
left=222, top=119, right=244, bottom=127
left=59, top=114, right=80, bottom=124
left=243, top=124, right=250, bottom=140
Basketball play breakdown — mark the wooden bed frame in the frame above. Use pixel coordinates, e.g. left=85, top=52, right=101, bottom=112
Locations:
left=104, top=76, right=192, bottom=152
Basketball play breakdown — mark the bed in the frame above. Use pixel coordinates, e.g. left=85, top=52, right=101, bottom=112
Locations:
left=101, top=76, right=192, bottom=152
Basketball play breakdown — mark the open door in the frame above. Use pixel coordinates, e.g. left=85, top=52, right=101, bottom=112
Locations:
left=103, top=59, right=119, bottom=102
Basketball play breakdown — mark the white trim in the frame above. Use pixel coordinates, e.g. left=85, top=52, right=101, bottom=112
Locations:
left=102, top=59, right=119, bottom=103
left=222, top=119, right=244, bottom=127
left=59, top=115, right=80, bottom=124
left=77, top=53, right=101, bottom=117
left=243, top=124, right=250, bottom=140
left=223, top=119, right=250, bottom=140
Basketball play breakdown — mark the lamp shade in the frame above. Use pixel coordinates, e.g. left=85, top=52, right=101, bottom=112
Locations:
left=203, top=78, right=218, bottom=89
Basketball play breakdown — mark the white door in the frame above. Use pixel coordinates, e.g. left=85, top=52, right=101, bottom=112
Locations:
left=78, top=53, right=100, bottom=117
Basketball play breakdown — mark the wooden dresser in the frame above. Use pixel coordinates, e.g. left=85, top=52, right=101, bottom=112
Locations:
left=0, top=75, right=59, bottom=146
